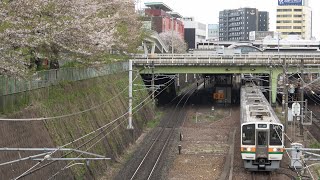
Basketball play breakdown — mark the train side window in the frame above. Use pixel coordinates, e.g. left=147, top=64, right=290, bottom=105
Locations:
left=242, top=124, right=255, bottom=145
left=270, top=124, right=283, bottom=145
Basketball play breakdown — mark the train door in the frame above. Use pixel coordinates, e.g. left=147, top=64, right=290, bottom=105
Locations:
left=256, top=130, right=268, bottom=169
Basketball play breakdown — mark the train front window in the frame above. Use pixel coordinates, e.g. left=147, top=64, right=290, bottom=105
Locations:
left=270, top=124, right=283, bottom=145
left=242, top=124, right=255, bottom=145
left=257, top=131, right=267, bottom=146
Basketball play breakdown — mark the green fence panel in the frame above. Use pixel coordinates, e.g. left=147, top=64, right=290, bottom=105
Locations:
left=0, top=62, right=129, bottom=96
left=0, top=76, right=5, bottom=96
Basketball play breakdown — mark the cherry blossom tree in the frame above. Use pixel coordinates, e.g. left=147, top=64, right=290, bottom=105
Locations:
left=159, top=31, right=187, bottom=54
left=0, top=0, right=143, bottom=77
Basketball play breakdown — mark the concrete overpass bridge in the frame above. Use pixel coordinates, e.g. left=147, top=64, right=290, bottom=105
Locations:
left=132, top=54, right=320, bottom=104
left=142, top=31, right=169, bottom=54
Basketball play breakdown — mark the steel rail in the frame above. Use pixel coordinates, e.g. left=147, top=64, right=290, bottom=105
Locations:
left=147, top=88, right=194, bottom=180
left=129, top=85, right=197, bottom=180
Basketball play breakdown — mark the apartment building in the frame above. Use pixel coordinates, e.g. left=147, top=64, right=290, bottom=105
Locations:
left=219, top=8, right=269, bottom=41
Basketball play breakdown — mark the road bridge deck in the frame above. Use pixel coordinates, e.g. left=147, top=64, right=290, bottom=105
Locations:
left=132, top=54, right=320, bottom=104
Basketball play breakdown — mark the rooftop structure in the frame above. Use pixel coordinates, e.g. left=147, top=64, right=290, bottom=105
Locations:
left=144, top=2, right=184, bottom=38
left=170, top=12, right=183, bottom=18
left=144, top=2, right=172, bottom=12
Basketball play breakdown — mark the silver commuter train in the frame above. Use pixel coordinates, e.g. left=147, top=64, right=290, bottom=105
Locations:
left=240, top=83, right=284, bottom=171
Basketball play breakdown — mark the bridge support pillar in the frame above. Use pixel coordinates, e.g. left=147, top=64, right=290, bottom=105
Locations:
left=143, top=43, right=148, bottom=55
left=151, top=42, right=156, bottom=54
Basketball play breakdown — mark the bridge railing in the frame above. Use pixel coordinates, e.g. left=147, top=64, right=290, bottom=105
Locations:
left=138, top=53, right=320, bottom=59
left=133, top=55, right=320, bottom=66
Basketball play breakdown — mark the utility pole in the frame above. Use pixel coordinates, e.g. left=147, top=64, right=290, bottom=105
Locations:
left=128, top=60, right=133, bottom=129
left=300, top=59, right=304, bottom=136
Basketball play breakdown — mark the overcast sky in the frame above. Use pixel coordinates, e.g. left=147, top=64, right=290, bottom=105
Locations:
left=138, top=0, right=320, bottom=39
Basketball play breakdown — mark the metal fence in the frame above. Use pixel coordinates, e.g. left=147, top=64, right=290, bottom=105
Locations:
left=0, top=62, right=129, bottom=96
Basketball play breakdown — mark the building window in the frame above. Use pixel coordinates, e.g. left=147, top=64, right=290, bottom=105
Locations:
left=276, top=26, right=292, bottom=29
left=277, top=9, right=292, bottom=12
left=277, top=14, right=292, bottom=18
left=294, top=9, right=302, bottom=12
left=293, top=26, right=302, bottom=29
left=277, top=20, right=292, bottom=23
left=293, top=20, right=302, bottom=23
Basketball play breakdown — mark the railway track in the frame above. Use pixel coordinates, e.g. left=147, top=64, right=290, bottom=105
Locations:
left=251, top=172, right=272, bottom=180
left=127, top=86, right=197, bottom=180
left=306, top=104, right=320, bottom=141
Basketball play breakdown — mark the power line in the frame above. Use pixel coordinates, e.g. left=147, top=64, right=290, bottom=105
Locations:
left=35, top=79, right=176, bottom=179
left=0, top=74, right=142, bottom=121
left=48, top=78, right=182, bottom=179
left=11, top=74, right=157, bottom=178
left=14, top=77, right=176, bottom=179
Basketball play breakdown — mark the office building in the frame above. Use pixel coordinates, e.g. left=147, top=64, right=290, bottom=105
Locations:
left=219, top=8, right=269, bottom=41
left=276, top=0, right=312, bottom=40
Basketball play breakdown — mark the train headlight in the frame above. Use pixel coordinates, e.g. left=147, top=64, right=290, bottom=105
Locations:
left=247, top=148, right=251, bottom=152
left=273, top=148, right=281, bottom=152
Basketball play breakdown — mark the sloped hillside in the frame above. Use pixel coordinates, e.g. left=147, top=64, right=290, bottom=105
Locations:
left=0, top=72, right=154, bottom=179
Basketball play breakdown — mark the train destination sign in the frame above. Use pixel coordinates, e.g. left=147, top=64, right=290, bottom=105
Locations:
left=278, top=0, right=303, bottom=6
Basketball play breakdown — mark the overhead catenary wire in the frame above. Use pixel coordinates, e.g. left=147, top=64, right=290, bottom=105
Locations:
left=11, top=73, right=157, bottom=179
left=47, top=83, right=172, bottom=180
left=142, top=75, right=177, bottom=82
left=14, top=77, right=177, bottom=179
left=31, top=78, right=177, bottom=179
left=0, top=73, right=141, bottom=121
left=246, top=80, right=302, bottom=177
left=273, top=124, right=301, bottom=178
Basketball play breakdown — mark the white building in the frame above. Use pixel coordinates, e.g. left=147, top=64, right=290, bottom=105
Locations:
left=182, top=17, right=207, bottom=49
left=262, top=34, right=319, bottom=51
left=207, top=24, right=219, bottom=41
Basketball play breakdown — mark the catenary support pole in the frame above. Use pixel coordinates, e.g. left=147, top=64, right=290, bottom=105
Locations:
left=151, top=61, right=155, bottom=107
left=128, top=60, right=133, bottom=129
left=269, top=66, right=272, bottom=104
left=300, top=59, right=304, bottom=136
left=283, top=58, right=288, bottom=134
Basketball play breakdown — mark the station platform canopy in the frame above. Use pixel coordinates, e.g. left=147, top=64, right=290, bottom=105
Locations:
left=144, top=2, right=173, bottom=12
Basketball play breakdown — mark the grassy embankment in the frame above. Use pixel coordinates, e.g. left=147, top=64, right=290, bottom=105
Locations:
left=2, top=71, right=155, bottom=179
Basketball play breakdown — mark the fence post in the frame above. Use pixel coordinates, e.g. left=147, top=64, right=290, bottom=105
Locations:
left=6, top=77, right=8, bottom=95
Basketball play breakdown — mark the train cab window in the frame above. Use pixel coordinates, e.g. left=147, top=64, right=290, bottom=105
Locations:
left=258, top=131, right=267, bottom=146
left=270, top=124, right=283, bottom=145
left=242, top=124, right=255, bottom=145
